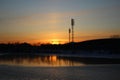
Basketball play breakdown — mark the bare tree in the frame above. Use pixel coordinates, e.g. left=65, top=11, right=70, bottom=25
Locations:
left=110, top=35, right=120, bottom=38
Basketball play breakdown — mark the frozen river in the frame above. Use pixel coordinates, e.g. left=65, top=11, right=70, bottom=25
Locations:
left=0, top=54, right=120, bottom=80
left=0, top=64, right=120, bottom=80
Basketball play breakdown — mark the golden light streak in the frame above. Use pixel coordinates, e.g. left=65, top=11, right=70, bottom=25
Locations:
left=49, top=55, right=57, bottom=62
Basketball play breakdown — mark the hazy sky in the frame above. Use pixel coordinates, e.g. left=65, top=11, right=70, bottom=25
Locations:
left=0, top=0, right=120, bottom=44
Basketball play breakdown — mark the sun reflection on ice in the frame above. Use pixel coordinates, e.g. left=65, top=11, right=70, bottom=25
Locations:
left=49, top=55, right=57, bottom=62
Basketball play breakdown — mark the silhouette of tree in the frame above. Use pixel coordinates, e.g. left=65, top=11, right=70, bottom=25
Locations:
left=110, top=35, right=120, bottom=38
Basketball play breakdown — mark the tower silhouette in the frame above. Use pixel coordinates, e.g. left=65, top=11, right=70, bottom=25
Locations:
left=71, top=18, right=74, bottom=42
left=69, top=28, right=71, bottom=43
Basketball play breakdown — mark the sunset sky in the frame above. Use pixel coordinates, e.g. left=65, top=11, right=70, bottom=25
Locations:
left=0, top=0, right=120, bottom=44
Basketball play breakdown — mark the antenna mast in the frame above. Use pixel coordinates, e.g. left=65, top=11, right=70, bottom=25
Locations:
left=69, top=28, right=71, bottom=43
left=71, top=18, right=74, bottom=42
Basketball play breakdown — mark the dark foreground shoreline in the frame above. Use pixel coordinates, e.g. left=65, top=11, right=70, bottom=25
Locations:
left=58, top=56, right=120, bottom=64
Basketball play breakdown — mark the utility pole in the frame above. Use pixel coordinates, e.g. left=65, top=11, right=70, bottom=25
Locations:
left=69, top=28, right=71, bottom=43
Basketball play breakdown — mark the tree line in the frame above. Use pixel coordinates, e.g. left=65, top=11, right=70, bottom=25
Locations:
left=0, top=38, right=120, bottom=54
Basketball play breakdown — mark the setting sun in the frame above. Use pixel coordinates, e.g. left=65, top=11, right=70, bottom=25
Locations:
left=51, top=39, right=60, bottom=45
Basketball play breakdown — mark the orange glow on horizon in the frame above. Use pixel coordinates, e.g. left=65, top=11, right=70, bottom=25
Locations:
left=0, top=31, right=113, bottom=45
left=51, top=39, right=60, bottom=44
